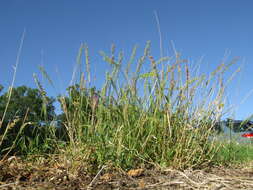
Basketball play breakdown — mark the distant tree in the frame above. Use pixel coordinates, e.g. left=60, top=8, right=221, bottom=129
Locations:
left=0, top=85, right=55, bottom=123
left=0, top=85, right=55, bottom=155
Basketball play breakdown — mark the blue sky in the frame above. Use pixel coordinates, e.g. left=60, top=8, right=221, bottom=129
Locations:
left=1, top=0, right=253, bottom=119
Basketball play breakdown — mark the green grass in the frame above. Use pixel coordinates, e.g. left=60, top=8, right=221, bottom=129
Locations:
left=2, top=42, right=251, bottom=173
left=214, top=142, right=253, bottom=165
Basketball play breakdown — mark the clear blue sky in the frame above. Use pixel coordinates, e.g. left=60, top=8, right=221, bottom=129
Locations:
left=1, top=0, right=253, bottom=119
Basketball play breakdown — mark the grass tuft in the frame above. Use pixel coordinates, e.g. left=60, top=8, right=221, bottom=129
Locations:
left=2, top=42, right=247, bottom=173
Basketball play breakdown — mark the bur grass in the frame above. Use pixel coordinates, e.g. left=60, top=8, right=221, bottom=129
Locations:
left=2, top=42, right=247, bottom=172
left=52, top=42, right=238, bottom=171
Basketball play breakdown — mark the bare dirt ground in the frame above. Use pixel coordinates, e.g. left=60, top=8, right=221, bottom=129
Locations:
left=0, top=157, right=253, bottom=190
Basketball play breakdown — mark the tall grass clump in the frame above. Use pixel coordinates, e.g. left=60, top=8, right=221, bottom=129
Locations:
left=52, top=42, right=236, bottom=171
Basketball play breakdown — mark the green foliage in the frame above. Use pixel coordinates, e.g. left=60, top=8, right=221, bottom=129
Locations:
left=0, top=85, right=55, bottom=122
left=0, top=85, right=56, bottom=156
left=215, top=142, right=253, bottom=165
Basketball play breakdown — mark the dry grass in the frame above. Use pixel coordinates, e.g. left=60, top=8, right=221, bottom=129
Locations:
left=0, top=156, right=252, bottom=190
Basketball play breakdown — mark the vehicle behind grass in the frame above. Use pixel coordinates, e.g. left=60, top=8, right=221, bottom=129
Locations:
left=214, top=119, right=253, bottom=145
